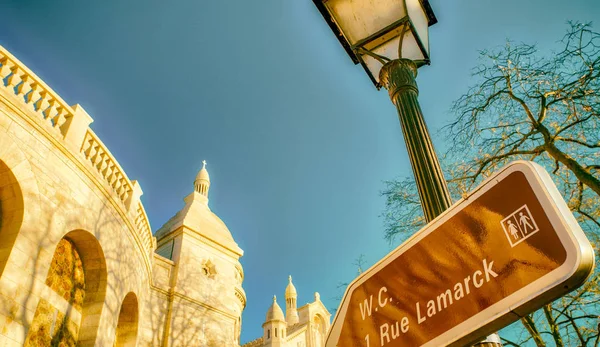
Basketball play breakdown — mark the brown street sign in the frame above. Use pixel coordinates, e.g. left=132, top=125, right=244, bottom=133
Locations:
left=326, top=161, right=595, bottom=347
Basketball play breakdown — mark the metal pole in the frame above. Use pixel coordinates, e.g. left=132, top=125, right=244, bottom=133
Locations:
left=379, top=58, right=503, bottom=347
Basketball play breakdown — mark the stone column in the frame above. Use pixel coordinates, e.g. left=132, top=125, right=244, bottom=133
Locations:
left=379, top=58, right=502, bottom=347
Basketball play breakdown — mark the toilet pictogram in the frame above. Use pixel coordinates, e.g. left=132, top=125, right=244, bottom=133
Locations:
left=500, top=205, right=540, bottom=247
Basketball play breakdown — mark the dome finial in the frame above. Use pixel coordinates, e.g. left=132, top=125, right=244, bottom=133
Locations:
left=202, top=160, right=207, bottom=169
left=273, top=295, right=277, bottom=302
left=288, top=275, right=292, bottom=283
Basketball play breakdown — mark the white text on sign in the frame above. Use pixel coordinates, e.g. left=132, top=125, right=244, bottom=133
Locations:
left=358, top=258, right=498, bottom=347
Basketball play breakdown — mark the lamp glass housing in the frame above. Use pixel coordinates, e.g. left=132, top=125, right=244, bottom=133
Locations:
left=316, top=0, right=435, bottom=87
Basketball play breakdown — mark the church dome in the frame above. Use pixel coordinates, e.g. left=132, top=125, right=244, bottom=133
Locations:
left=195, top=164, right=210, bottom=182
left=155, top=198, right=240, bottom=252
left=265, top=296, right=285, bottom=322
left=285, top=275, right=297, bottom=298
left=154, top=161, right=243, bottom=256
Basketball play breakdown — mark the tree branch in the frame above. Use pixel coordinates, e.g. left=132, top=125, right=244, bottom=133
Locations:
left=555, top=136, right=600, bottom=148
left=543, top=304, right=564, bottom=347
left=520, top=315, right=547, bottom=347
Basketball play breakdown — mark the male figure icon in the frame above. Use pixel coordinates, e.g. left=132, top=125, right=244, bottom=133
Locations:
left=519, top=212, right=534, bottom=234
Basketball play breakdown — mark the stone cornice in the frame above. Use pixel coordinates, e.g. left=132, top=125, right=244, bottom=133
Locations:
left=159, top=226, right=242, bottom=260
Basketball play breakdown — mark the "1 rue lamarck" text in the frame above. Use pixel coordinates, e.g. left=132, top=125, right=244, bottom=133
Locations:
left=358, top=258, right=499, bottom=346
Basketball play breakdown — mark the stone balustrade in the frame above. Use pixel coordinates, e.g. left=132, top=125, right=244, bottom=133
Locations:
left=0, top=55, right=72, bottom=135
left=235, top=285, right=247, bottom=309
left=0, top=45, right=155, bottom=264
left=135, top=201, right=155, bottom=256
left=81, top=130, right=134, bottom=205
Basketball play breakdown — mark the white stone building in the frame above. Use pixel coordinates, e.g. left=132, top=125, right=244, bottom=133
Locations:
left=243, top=277, right=331, bottom=347
left=0, top=44, right=330, bottom=346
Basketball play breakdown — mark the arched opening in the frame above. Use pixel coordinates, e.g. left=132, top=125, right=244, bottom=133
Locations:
left=312, top=314, right=326, bottom=347
left=0, top=159, right=25, bottom=278
left=114, top=292, right=139, bottom=347
left=24, top=230, right=107, bottom=347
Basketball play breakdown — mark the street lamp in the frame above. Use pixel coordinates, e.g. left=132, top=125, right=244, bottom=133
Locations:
left=312, top=0, right=450, bottom=222
left=312, top=1, right=502, bottom=346
left=313, top=0, right=435, bottom=87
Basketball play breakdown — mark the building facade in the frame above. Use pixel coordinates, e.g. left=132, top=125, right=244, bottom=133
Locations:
left=242, top=277, right=331, bottom=347
left=0, top=45, right=329, bottom=346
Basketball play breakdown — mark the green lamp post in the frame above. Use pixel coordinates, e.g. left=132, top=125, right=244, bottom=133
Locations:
left=312, top=0, right=502, bottom=346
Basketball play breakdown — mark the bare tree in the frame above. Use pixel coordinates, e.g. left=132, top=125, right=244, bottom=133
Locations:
left=381, top=22, right=600, bottom=346
left=447, top=21, right=599, bottom=213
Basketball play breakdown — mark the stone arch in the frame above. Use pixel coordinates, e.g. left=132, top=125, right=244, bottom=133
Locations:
left=25, top=229, right=108, bottom=346
left=64, top=229, right=108, bottom=346
left=0, top=159, right=24, bottom=278
left=0, top=133, right=42, bottom=284
left=114, top=292, right=139, bottom=347
left=312, top=314, right=327, bottom=347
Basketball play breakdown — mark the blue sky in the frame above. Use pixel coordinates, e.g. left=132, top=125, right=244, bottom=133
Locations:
left=0, top=0, right=598, bottom=344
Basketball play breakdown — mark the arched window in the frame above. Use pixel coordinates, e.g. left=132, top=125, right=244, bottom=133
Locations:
left=313, top=315, right=326, bottom=347
left=115, top=292, right=139, bottom=346
left=0, top=159, right=24, bottom=278
left=267, top=329, right=270, bottom=339
left=24, top=231, right=107, bottom=347
left=275, top=328, right=278, bottom=337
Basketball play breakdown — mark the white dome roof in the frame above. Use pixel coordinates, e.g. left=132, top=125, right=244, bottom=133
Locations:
left=195, top=166, right=210, bottom=182
left=265, top=296, right=285, bottom=322
left=155, top=162, right=242, bottom=256
left=155, top=198, right=240, bottom=253
left=285, top=275, right=297, bottom=298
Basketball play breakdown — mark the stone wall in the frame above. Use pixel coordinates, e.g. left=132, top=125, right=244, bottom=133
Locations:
left=0, top=45, right=153, bottom=346
left=0, top=43, right=250, bottom=347
left=148, top=228, right=245, bottom=346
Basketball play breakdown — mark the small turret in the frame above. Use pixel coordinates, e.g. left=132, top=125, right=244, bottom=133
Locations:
left=263, top=296, right=286, bottom=346
left=285, top=275, right=299, bottom=325
left=194, top=160, right=210, bottom=197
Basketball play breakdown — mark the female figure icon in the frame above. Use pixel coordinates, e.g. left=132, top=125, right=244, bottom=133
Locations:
left=507, top=220, right=520, bottom=240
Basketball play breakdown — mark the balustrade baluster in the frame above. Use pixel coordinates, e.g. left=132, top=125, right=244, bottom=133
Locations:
left=0, top=58, right=11, bottom=81
left=6, top=66, right=22, bottom=90
left=112, top=172, right=122, bottom=191
left=16, top=75, right=33, bottom=98
left=106, top=163, right=116, bottom=185
left=101, top=159, right=112, bottom=177
left=25, top=83, right=42, bottom=105
left=115, top=179, right=125, bottom=199
left=113, top=170, right=123, bottom=189
left=53, top=106, right=68, bottom=129
left=96, top=153, right=107, bottom=172
left=82, top=138, right=94, bottom=159
left=90, top=145, right=102, bottom=166
left=121, top=186, right=130, bottom=202
left=34, top=91, right=50, bottom=113
left=43, top=98, right=58, bottom=121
